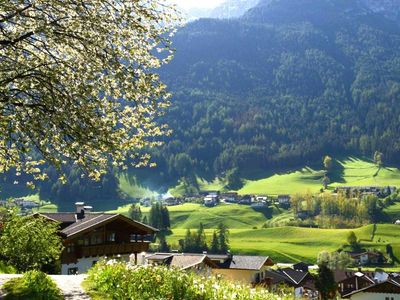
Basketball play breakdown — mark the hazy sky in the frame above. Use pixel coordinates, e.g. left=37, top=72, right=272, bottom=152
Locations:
left=170, top=0, right=225, bottom=10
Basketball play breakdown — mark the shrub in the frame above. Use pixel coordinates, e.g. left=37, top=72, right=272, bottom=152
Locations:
left=85, top=260, right=290, bottom=300
left=3, top=270, right=63, bottom=300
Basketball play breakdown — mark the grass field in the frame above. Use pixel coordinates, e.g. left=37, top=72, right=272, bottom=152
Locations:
left=110, top=203, right=276, bottom=229
left=166, top=156, right=400, bottom=197
left=166, top=224, right=400, bottom=264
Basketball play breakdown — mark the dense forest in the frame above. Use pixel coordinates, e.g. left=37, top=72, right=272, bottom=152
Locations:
left=2, top=0, right=400, bottom=205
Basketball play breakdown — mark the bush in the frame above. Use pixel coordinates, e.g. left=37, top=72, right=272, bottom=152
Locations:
left=85, top=260, right=291, bottom=300
left=3, top=270, right=63, bottom=300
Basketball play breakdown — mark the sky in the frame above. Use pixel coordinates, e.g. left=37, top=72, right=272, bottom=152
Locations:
left=169, top=0, right=225, bottom=10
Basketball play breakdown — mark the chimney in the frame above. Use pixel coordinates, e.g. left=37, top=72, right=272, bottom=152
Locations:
left=75, top=202, right=85, bottom=220
left=75, top=202, right=85, bottom=213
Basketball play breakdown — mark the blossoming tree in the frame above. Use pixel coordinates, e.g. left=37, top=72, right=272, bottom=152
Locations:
left=0, top=0, right=179, bottom=181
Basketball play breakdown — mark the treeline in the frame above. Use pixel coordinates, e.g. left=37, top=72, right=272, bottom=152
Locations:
left=288, top=191, right=398, bottom=228
left=179, top=223, right=230, bottom=254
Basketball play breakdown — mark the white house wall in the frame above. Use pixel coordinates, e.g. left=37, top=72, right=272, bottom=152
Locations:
left=61, top=254, right=130, bottom=275
left=351, top=292, right=400, bottom=300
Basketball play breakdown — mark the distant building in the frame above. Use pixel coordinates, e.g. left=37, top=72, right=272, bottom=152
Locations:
left=162, top=197, right=180, bottom=206
left=238, top=195, right=252, bottom=205
left=277, top=195, right=290, bottom=205
left=13, top=198, right=40, bottom=209
left=346, top=251, right=385, bottom=265
left=334, top=186, right=396, bottom=198
left=204, top=194, right=218, bottom=207
left=220, top=192, right=238, bottom=203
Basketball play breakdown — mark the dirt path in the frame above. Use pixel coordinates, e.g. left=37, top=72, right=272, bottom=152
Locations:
left=50, top=275, right=90, bottom=300
left=0, top=274, right=90, bottom=300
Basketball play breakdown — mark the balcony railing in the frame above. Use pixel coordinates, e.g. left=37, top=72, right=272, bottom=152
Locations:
left=81, top=242, right=150, bottom=257
left=62, top=241, right=150, bottom=264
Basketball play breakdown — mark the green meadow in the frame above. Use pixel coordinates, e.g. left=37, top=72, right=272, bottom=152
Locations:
left=166, top=224, right=400, bottom=264
left=110, top=203, right=277, bottom=229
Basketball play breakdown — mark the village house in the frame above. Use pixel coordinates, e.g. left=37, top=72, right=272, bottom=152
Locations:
left=35, top=202, right=157, bottom=275
left=265, top=267, right=317, bottom=298
left=144, top=253, right=218, bottom=274
left=211, top=254, right=274, bottom=284
left=342, top=279, right=400, bottom=299
left=142, top=252, right=274, bottom=285
left=277, top=195, right=291, bottom=206
left=335, top=270, right=375, bottom=298
left=238, top=195, right=252, bottom=205
left=204, top=194, right=218, bottom=207
left=220, top=192, right=238, bottom=203
left=346, top=251, right=385, bottom=265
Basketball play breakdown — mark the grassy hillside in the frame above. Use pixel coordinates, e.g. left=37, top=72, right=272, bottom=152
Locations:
left=167, top=224, right=400, bottom=264
left=166, top=157, right=400, bottom=197
left=110, top=203, right=277, bottom=229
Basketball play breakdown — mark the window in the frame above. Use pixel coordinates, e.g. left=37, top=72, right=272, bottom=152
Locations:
left=68, top=267, right=78, bottom=275
left=66, top=244, right=75, bottom=253
left=90, top=233, right=103, bottom=245
left=107, top=232, right=116, bottom=242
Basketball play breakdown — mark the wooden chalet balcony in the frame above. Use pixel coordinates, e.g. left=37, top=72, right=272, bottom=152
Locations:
left=81, top=242, right=150, bottom=258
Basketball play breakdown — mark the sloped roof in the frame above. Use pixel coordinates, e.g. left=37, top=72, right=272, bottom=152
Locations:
left=146, top=253, right=174, bottom=261
left=281, top=268, right=309, bottom=285
left=218, top=255, right=273, bottom=270
left=36, top=212, right=157, bottom=239
left=170, top=255, right=208, bottom=270
left=343, top=280, right=400, bottom=298
left=39, top=212, right=77, bottom=223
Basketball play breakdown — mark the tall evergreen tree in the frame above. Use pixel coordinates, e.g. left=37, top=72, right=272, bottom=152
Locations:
left=128, top=204, right=142, bottom=222
left=195, top=223, right=208, bottom=252
left=217, top=223, right=230, bottom=253
left=210, top=231, right=219, bottom=254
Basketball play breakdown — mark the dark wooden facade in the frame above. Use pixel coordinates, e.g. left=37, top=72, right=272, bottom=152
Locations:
left=61, top=217, right=153, bottom=264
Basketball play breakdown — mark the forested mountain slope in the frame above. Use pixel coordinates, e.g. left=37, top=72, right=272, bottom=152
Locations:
left=151, top=0, right=400, bottom=181
left=3, top=0, right=400, bottom=206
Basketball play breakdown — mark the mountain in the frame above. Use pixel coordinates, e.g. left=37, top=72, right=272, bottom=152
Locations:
left=4, top=0, right=400, bottom=205
left=152, top=0, right=400, bottom=184
left=209, top=0, right=260, bottom=19
left=361, top=0, right=400, bottom=21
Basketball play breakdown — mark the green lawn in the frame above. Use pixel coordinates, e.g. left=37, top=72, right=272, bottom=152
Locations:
left=110, top=203, right=275, bottom=229
left=167, top=224, right=400, bottom=264
left=384, top=202, right=400, bottom=222
left=164, top=156, right=400, bottom=197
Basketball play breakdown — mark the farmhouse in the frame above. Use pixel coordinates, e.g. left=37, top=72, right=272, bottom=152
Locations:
left=346, top=251, right=384, bottom=265
left=265, top=267, right=316, bottom=298
left=35, top=202, right=157, bottom=275
left=277, top=195, right=290, bottom=205
left=144, top=253, right=218, bottom=274
left=204, top=194, right=218, bottom=207
left=342, top=279, right=400, bottom=299
left=142, top=252, right=274, bottom=285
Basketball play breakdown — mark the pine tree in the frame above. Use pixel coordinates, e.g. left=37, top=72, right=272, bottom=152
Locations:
left=217, top=223, right=229, bottom=254
left=195, top=223, right=207, bottom=252
left=210, top=231, right=219, bottom=254
left=128, top=204, right=142, bottom=221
